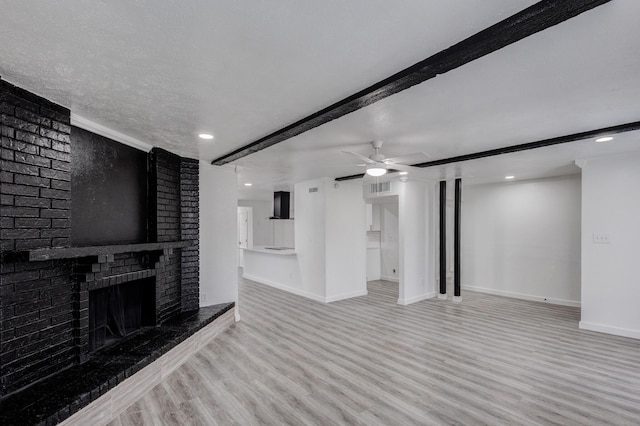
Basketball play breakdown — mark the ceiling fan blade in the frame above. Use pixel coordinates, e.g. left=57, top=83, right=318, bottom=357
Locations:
left=343, top=151, right=374, bottom=164
left=383, top=152, right=430, bottom=165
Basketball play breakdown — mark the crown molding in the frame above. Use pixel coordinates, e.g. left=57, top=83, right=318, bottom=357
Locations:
left=70, top=113, right=153, bottom=152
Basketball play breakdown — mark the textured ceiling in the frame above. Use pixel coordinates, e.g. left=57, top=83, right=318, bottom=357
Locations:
left=1, top=1, right=639, bottom=201
left=0, top=0, right=535, bottom=158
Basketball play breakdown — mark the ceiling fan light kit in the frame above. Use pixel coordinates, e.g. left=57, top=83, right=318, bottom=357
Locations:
left=366, top=164, right=387, bottom=177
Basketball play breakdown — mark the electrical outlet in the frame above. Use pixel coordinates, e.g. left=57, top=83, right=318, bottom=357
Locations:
left=593, top=233, right=611, bottom=244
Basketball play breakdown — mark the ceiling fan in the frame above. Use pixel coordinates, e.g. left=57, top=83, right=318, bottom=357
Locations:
left=343, top=140, right=429, bottom=178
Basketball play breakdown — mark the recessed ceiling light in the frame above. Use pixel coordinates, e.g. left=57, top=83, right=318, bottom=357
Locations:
left=398, top=171, right=408, bottom=175
left=505, top=175, right=515, bottom=180
left=595, top=136, right=613, bottom=143
left=244, top=183, right=252, bottom=187
left=198, top=133, right=214, bottom=140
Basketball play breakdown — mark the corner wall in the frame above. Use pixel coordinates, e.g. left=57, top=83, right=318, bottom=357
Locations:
left=580, top=153, right=640, bottom=338
left=293, top=178, right=367, bottom=302
left=294, top=178, right=327, bottom=300
left=325, top=180, right=367, bottom=302
left=199, top=162, right=238, bottom=307
left=398, top=180, right=435, bottom=304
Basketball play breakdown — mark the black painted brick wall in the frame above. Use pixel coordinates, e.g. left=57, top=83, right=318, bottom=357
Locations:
left=180, top=158, right=199, bottom=311
left=149, top=148, right=183, bottom=321
left=0, top=79, right=72, bottom=252
left=156, top=249, right=181, bottom=323
left=1, top=78, right=74, bottom=396
left=0, top=260, right=74, bottom=394
left=150, top=148, right=181, bottom=243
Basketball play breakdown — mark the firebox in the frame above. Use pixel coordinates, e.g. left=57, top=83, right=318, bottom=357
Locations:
left=88, top=278, right=156, bottom=352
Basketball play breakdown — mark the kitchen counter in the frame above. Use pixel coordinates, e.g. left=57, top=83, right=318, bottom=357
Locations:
left=243, top=247, right=304, bottom=298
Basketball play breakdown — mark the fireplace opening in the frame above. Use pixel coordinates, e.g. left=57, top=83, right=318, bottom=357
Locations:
left=88, top=278, right=156, bottom=352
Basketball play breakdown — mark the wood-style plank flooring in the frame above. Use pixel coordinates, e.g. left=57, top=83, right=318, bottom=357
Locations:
left=110, top=278, right=640, bottom=425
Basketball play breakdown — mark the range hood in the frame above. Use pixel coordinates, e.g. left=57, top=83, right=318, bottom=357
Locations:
left=270, top=191, right=290, bottom=219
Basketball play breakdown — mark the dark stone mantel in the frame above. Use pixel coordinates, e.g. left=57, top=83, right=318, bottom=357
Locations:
left=1, top=241, right=192, bottom=263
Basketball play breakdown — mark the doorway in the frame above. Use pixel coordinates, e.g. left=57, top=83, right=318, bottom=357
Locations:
left=366, top=198, right=399, bottom=284
left=237, top=206, right=253, bottom=267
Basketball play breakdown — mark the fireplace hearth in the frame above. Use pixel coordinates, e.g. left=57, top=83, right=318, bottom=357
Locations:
left=0, top=302, right=234, bottom=426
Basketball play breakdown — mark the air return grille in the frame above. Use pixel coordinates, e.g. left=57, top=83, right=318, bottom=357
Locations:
left=370, top=181, right=391, bottom=194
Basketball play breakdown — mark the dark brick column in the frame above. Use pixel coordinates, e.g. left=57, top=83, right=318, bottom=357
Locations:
left=149, top=149, right=180, bottom=244
left=1, top=78, right=74, bottom=395
left=180, top=158, right=199, bottom=311
left=148, top=148, right=181, bottom=322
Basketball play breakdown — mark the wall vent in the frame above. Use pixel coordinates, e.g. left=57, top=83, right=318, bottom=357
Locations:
left=309, top=187, right=319, bottom=193
left=370, top=181, right=391, bottom=194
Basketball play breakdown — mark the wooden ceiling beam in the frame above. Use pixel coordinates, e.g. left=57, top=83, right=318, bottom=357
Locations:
left=334, top=120, right=640, bottom=181
left=212, top=0, right=612, bottom=165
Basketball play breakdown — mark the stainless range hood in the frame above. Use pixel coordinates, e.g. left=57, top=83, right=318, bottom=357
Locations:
left=270, top=191, right=290, bottom=219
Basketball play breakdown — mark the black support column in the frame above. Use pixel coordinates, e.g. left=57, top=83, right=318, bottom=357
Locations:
left=453, top=178, right=462, bottom=302
left=438, top=181, right=447, bottom=299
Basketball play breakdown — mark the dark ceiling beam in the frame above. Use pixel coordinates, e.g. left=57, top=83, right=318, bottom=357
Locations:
left=212, top=0, right=612, bottom=165
left=334, top=120, right=640, bottom=181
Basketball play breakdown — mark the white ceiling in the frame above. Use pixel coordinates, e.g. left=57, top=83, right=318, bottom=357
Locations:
left=2, top=1, right=640, bottom=201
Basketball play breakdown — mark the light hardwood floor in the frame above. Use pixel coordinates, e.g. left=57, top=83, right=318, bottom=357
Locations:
left=110, top=278, right=640, bottom=425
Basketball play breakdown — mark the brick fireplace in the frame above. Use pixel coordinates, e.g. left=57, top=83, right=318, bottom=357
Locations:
left=0, top=77, right=201, bottom=398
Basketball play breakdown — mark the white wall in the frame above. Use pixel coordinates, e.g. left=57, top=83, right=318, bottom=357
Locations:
left=294, top=178, right=327, bottom=299
left=398, top=180, right=435, bottom=304
left=580, top=153, right=640, bottom=339
left=378, top=202, right=399, bottom=281
left=199, top=162, right=238, bottom=307
left=325, top=180, right=367, bottom=301
left=238, top=199, right=271, bottom=246
left=292, top=178, right=367, bottom=302
left=272, top=219, right=295, bottom=247
left=461, top=174, right=582, bottom=306
left=366, top=248, right=381, bottom=281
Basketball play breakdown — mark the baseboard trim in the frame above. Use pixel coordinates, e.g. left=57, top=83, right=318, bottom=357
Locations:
left=579, top=321, right=640, bottom=339
left=381, top=276, right=399, bottom=283
left=398, top=292, right=436, bottom=306
left=463, top=285, right=581, bottom=307
left=242, top=273, right=326, bottom=303
left=325, top=289, right=368, bottom=303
